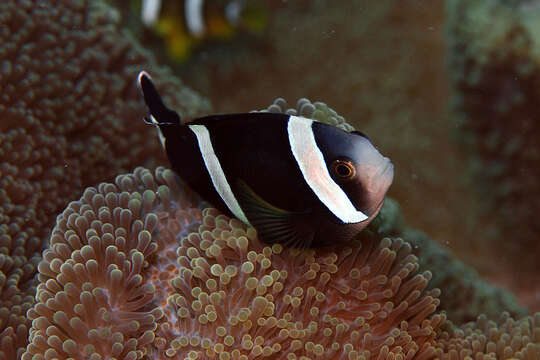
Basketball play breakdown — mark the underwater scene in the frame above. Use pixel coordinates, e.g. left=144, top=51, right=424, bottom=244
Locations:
left=0, top=0, right=539, bottom=359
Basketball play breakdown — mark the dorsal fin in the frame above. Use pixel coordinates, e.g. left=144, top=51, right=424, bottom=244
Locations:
left=351, top=130, right=370, bottom=140
left=137, top=71, right=181, bottom=126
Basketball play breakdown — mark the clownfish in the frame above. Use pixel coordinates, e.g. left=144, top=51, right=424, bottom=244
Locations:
left=139, top=0, right=266, bottom=61
left=137, top=71, right=394, bottom=248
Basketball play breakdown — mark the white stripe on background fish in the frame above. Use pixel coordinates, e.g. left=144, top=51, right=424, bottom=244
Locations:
left=137, top=71, right=394, bottom=248
left=141, top=0, right=161, bottom=26
left=184, top=0, right=205, bottom=36
left=141, top=0, right=245, bottom=35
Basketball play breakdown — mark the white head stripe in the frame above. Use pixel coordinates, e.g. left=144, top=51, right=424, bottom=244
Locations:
left=185, top=0, right=206, bottom=36
left=188, top=125, right=249, bottom=224
left=141, top=0, right=161, bottom=26
left=287, top=116, right=368, bottom=223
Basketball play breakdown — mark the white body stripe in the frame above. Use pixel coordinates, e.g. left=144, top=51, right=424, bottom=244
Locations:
left=185, top=0, right=206, bottom=36
left=141, top=0, right=161, bottom=26
left=188, top=124, right=249, bottom=224
left=287, top=116, right=368, bottom=223
left=225, top=1, right=242, bottom=25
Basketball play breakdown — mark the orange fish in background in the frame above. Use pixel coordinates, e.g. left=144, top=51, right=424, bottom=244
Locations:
left=137, top=0, right=267, bottom=61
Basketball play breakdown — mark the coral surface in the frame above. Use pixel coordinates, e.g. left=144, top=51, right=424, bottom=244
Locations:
left=447, top=0, right=540, bottom=309
left=24, top=167, right=540, bottom=359
left=0, top=0, right=209, bottom=357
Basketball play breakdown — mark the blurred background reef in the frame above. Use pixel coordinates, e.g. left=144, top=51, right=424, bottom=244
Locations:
left=0, top=0, right=539, bottom=359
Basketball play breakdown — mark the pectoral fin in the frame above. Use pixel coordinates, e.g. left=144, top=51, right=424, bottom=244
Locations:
left=235, top=180, right=314, bottom=248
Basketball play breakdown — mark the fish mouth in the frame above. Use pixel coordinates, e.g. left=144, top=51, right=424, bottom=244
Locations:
left=367, top=158, right=394, bottom=209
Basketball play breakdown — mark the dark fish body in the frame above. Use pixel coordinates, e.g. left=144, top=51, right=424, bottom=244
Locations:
left=167, top=113, right=312, bottom=213
left=138, top=71, right=394, bottom=248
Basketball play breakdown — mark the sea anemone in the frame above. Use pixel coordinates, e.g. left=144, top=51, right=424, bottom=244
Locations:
left=24, top=167, right=197, bottom=359
left=24, top=167, right=445, bottom=359
left=24, top=166, right=540, bottom=359
left=151, top=212, right=443, bottom=359
left=434, top=312, right=540, bottom=359
left=260, top=97, right=355, bottom=132
left=0, top=0, right=209, bottom=356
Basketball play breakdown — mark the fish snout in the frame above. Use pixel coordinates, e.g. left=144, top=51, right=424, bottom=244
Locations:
left=379, top=157, right=394, bottom=180
left=375, top=158, right=394, bottom=191
left=360, top=157, right=393, bottom=185
left=360, top=157, right=394, bottom=201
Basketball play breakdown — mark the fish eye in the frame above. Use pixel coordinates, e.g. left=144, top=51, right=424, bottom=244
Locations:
left=331, top=159, right=356, bottom=180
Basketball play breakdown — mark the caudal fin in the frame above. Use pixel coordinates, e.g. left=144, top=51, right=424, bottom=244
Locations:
left=137, top=71, right=181, bottom=126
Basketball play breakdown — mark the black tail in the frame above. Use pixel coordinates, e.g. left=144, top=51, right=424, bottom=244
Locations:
left=137, top=71, right=181, bottom=126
